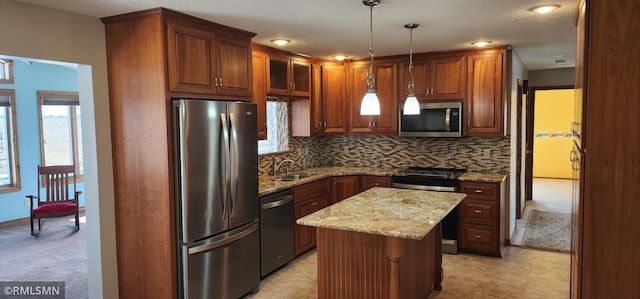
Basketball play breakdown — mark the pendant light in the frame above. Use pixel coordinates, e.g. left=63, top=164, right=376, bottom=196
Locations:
left=360, top=0, right=381, bottom=115
left=403, top=23, right=420, bottom=115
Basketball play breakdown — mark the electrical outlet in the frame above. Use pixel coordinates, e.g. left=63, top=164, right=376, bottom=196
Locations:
left=483, top=149, right=491, bottom=159
left=24, top=197, right=29, bottom=207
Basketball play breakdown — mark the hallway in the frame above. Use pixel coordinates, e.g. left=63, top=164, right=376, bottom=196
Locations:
left=512, top=178, right=573, bottom=246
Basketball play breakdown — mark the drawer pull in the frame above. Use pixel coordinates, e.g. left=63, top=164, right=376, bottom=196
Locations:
left=473, top=210, right=483, bottom=214
left=475, top=235, right=483, bottom=239
left=474, top=190, right=483, bottom=193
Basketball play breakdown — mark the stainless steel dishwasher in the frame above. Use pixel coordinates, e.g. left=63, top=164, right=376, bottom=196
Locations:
left=260, top=189, right=295, bottom=277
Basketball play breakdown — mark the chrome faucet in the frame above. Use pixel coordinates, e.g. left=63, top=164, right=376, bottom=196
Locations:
left=272, top=156, right=296, bottom=176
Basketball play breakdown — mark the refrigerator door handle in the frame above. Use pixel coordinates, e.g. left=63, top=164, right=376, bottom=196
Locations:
left=187, top=222, right=259, bottom=255
left=221, top=113, right=231, bottom=220
left=229, top=112, right=240, bottom=217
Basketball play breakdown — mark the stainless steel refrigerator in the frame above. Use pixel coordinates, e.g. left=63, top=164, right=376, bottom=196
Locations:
left=172, top=99, right=259, bottom=299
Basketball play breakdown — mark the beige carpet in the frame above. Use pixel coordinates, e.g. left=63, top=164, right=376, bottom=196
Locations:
left=523, top=210, right=571, bottom=253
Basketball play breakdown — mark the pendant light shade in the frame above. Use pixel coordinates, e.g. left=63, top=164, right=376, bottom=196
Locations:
left=403, top=23, right=420, bottom=115
left=361, top=91, right=381, bottom=115
left=360, top=0, right=381, bottom=116
left=403, top=95, right=420, bottom=115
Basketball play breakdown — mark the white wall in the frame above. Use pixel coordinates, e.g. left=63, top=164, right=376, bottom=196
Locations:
left=508, top=50, right=528, bottom=243
left=0, top=1, right=117, bottom=298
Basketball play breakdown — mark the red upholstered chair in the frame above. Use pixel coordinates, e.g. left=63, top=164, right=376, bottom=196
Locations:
left=27, top=165, right=81, bottom=236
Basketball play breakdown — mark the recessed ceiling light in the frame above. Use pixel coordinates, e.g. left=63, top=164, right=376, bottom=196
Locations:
left=529, top=5, right=561, bottom=14
left=471, top=41, right=492, bottom=47
left=334, top=55, right=347, bottom=61
left=270, top=39, right=291, bottom=46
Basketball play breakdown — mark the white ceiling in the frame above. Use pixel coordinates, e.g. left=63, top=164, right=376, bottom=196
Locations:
left=17, top=0, right=578, bottom=70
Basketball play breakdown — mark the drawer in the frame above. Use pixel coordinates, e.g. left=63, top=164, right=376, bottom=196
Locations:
left=459, top=199, right=498, bottom=226
left=459, top=223, right=498, bottom=254
left=459, top=181, right=498, bottom=201
left=294, top=178, right=330, bottom=203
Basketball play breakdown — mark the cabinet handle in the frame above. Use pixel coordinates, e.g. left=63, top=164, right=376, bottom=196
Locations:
left=318, top=121, right=322, bottom=129
left=292, top=82, right=296, bottom=91
left=474, top=190, right=483, bottom=193
left=324, top=121, right=327, bottom=129
left=372, top=121, right=376, bottom=129
left=475, top=235, right=483, bottom=239
left=474, top=210, right=483, bottom=214
left=214, top=77, right=219, bottom=87
left=219, top=77, right=223, bottom=87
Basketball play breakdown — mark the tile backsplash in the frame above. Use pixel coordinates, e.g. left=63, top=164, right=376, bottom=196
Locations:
left=259, top=135, right=510, bottom=176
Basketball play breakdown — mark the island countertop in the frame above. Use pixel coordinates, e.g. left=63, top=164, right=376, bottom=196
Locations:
left=296, top=187, right=466, bottom=240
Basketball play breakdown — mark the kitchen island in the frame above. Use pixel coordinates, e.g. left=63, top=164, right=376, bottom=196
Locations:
left=297, top=187, right=466, bottom=299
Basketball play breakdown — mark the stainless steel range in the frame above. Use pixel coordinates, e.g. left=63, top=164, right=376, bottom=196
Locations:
left=392, top=166, right=466, bottom=254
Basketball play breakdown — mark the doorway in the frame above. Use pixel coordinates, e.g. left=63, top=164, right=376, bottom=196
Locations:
left=525, top=86, right=575, bottom=204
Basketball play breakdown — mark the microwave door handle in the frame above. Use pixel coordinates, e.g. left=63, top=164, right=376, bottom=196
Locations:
left=445, top=108, right=451, bottom=132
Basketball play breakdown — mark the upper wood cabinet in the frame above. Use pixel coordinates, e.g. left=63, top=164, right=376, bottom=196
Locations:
left=251, top=49, right=268, bottom=139
left=399, top=55, right=466, bottom=103
left=465, top=50, right=506, bottom=136
left=320, top=63, right=348, bottom=134
left=167, top=22, right=253, bottom=98
left=348, top=60, right=398, bottom=134
left=267, top=53, right=311, bottom=97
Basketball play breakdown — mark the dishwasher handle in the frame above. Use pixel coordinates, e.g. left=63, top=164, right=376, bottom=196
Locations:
left=262, top=194, right=294, bottom=210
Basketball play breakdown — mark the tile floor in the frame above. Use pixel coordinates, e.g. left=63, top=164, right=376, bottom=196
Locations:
left=246, top=178, right=572, bottom=299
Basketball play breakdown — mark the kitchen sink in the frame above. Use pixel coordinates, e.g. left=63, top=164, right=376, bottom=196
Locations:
left=274, top=173, right=314, bottom=181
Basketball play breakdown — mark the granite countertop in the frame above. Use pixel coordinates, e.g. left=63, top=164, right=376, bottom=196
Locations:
left=296, top=187, right=466, bottom=240
left=259, top=166, right=398, bottom=196
left=458, top=172, right=508, bottom=183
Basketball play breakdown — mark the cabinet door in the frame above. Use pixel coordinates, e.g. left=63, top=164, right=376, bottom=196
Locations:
left=266, top=53, right=290, bottom=95
left=290, top=58, right=311, bottom=97
left=360, top=176, right=391, bottom=192
left=166, top=22, right=217, bottom=94
left=322, top=63, right=349, bottom=133
left=348, top=61, right=373, bottom=133
left=465, top=51, right=504, bottom=136
left=331, top=176, right=360, bottom=205
left=215, top=35, right=252, bottom=97
left=252, top=50, right=267, bottom=140
left=430, top=55, right=466, bottom=100
left=399, top=60, right=429, bottom=102
left=294, top=196, right=328, bottom=255
left=372, top=61, right=398, bottom=133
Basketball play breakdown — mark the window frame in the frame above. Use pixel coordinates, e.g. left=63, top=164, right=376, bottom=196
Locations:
left=0, top=89, right=21, bottom=193
left=0, top=59, right=13, bottom=84
left=37, top=91, right=83, bottom=180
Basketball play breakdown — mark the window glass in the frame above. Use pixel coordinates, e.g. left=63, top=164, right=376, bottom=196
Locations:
left=39, top=91, right=83, bottom=177
left=0, top=59, right=13, bottom=84
left=258, top=100, right=289, bottom=154
left=0, top=90, right=20, bottom=191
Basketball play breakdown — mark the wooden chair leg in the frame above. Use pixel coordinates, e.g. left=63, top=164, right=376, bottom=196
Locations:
left=38, top=219, right=41, bottom=231
left=30, top=216, right=35, bottom=236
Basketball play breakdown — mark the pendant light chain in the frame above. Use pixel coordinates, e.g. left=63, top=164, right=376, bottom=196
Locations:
left=408, top=25, right=415, bottom=96
left=366, top=3, right=376, bottom=91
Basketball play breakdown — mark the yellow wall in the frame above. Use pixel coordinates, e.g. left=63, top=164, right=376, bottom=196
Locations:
left=533, top=89, right=575, bottom=179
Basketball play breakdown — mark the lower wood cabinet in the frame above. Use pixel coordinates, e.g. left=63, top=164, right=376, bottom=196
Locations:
left=330, top=176, right=360, bottom=205
left=294, top=178, right=330, bottom=256
left=360, top=175, right=391, bottom=192
left=458, top=180, right=505, bottom=257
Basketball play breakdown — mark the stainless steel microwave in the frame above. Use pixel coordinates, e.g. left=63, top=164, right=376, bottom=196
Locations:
left=398, top=102, right=462, bottom=137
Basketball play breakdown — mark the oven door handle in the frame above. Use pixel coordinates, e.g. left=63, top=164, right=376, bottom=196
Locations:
left=392, top=183, right=456, bottom=192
